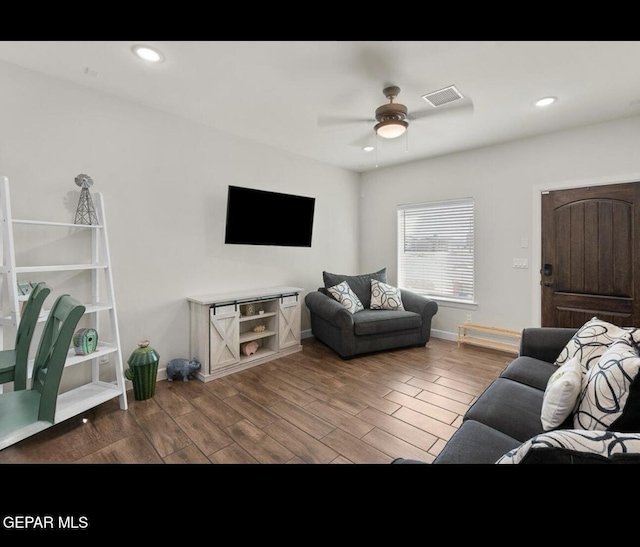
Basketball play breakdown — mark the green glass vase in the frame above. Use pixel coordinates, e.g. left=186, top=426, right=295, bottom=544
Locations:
left=125, top=340, right=160, bottom=401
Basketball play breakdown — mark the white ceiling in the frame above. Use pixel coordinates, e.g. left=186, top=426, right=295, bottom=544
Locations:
left=1, top=40, right=640, bottom=173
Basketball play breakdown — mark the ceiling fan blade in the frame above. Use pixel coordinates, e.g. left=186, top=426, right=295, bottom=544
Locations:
left=349, top=130, right=376, bottom=148
left=317, top=115, right=374, bottom=129
left=409, top=99, right=474, bottom=122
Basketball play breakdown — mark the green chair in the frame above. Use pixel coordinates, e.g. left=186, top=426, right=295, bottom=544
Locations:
left=0, top=294, right=85, bottom=450
left=0, top=282, right=51, bottom=390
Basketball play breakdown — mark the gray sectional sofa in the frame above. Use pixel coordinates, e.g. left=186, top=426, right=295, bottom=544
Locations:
left=305, top=268, right=438, bottom=359
left=395, top=325, right=640, bottom=464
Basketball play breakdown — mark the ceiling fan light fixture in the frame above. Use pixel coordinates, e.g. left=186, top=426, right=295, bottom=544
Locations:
left=375, top=119, right=408, bottom=139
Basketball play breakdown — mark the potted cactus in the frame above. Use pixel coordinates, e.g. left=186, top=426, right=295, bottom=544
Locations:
left=125, top=340, right=160, bottom=401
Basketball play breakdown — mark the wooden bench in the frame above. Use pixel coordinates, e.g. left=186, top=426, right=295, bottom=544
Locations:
left=457, top=323, right=521, bottom=355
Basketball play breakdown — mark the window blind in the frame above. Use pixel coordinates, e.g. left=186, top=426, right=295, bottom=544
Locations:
left=397, top=197, right=474, bottom=302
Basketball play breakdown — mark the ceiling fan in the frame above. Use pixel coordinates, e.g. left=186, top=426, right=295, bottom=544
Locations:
left=318, top=83, right=474, bottom=146
left=373, top=85, right=410, bottom=138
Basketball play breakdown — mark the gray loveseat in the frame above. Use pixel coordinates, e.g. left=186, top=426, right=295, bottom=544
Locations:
left=395, top=326, right=640, bottom=464
left=305, top=268, right=438, bottom=359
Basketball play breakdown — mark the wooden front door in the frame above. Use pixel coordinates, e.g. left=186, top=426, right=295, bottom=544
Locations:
left=541, top=182, right=640, bottom=328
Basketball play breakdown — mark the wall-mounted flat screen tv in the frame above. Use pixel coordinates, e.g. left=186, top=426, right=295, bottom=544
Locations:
left=224, top=185, right=316, bottom=247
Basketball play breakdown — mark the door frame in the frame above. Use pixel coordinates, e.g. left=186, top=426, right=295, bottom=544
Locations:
left=531, top=170, right=640, bottom=327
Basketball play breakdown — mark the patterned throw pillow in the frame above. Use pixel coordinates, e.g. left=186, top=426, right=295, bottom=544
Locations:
left=554, top=316, right=633, bottom=374
left=573, top=334, right=640, bottom=431
left=540, top=356, right=582, bottom=431
left=496, top=429, right=640, bottom=464
left=370, top=279, right=404, bottom=311
left=323, top=268, right=386, bottom=309
left=327, top=281, right=364, bottom=314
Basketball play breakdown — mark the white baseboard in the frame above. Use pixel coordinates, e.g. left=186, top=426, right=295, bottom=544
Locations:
left=430, top=328, right=457, bottom=342
left=302, top=328, right=456, bottom=342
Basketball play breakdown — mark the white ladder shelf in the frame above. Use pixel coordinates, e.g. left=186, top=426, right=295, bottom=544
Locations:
left=0, top=176, right=127, bottom=446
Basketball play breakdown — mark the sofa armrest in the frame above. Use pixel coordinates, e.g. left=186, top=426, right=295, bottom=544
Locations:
left=399, top=290, right=438, bottom=345
left=400, top=290, right=438, bottom=320
left=304, top=291, right=354, bottom=329
left=519, top=327, right=577, bottom=363
left=496, top=429, right=640, bottom=464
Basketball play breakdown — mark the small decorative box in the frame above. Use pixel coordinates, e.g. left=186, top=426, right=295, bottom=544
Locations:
left=73, top=327, right=98, bottom=355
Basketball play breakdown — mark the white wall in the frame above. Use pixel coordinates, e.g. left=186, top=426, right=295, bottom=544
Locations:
left=360, top=115, right=640, bottom=339
left=0, top=60, right=360, bottom=385
left=4, top=55, right=640, bottom=386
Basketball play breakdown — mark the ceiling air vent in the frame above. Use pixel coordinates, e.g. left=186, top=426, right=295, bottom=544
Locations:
left=421, top=85, right=464, bottom=107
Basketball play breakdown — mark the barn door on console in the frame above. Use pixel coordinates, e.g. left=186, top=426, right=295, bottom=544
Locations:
left=541, top=181, right=640, bottom=328
left=278, top=298, right=301, bottom=350
left=209, top=308, right=240, bottom=372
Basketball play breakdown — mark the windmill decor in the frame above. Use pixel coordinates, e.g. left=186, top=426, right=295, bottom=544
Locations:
left=74, top=173, right=99, bottom=225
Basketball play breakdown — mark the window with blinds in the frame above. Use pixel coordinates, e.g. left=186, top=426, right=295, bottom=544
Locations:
left=397, top=197, right=474, bottom=303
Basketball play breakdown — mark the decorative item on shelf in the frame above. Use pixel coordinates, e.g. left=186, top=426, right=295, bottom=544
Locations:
left=258, top=309, right=265, bottom=315
left=125, top=340, right=160, bottom=401
left=17, top=280, right=33, bottom=296
left=166, top=358, right=201, bottom=382
left=17, top=280, right=39, bottom=314
left=241, top=340, right=259, bottom=356
left=74, top=173, right=99, bottom=225
left=73, top=327, right=99, bottom=355
left=252, top=324, right=266, bottom=333
left=245, top=303, right=255, bottom=316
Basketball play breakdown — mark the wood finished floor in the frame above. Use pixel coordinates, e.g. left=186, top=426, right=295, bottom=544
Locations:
left=0, top=336, right=513, bottom=464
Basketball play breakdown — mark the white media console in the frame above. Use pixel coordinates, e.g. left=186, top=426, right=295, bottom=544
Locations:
left=188, top=286, right=304, bottom=382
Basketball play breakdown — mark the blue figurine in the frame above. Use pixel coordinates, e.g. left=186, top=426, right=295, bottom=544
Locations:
left=166, top=358, right=201, bottom=382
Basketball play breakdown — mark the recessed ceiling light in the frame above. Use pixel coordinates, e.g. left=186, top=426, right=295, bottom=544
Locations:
left=132, top=45, right=164, bottom=63
left=533, top=96, right=557, bottom=107
left=363, top=146, right=375, bottom=152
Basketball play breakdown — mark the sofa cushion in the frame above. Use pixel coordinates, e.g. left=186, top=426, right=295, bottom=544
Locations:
left=323, top=268, right=386, bottom=309
left=370, top=279, right=404, bottom=311
left=464, top=378, right=547, bottom=442
left=499, top=356, right=558, bottom=390
left=496, top=429, right=640, bottom=464
left=352, top=309, right=421, bottom=336
left=554, top=316, right=633, bottom=373
left=541, top=356, right=582, bottom=431
left=574, top=334, right=640, bottom=431
left=432, top=420, right=522, bottom=464
left=326, top=281, right=364, bottom=314
left=519, top=327, right=578, bottom=363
